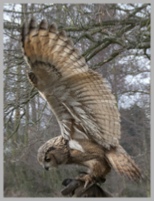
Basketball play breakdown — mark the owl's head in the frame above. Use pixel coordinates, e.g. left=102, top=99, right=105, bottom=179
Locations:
left=37, top=136, right=69, bottom=171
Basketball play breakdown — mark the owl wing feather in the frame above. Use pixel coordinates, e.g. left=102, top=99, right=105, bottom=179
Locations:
left=21, top=18, right=121, bottom=149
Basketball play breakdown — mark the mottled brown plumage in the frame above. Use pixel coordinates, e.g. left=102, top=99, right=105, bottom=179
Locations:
left=21, top=18, right=142, bottom=184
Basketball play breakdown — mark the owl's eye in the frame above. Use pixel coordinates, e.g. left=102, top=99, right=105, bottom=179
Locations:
left=45, top=157, right=51, bottom=162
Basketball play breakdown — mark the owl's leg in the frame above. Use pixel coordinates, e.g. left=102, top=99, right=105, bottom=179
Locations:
left=77, top=159, right=111, bottom=188
left=76, top=174, right=94, bottom=188
left=76, top=173, right=106, bottom=188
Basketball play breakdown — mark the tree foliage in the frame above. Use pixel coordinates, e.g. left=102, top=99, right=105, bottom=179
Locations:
left=3, top=3, right=150, bottom=197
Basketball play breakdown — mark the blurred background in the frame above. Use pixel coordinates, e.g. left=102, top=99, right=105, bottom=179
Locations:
left=3, top=3, right=150, bottom=197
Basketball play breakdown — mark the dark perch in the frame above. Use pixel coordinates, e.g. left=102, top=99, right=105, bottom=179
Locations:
left=61, top=178, right=112, bottom=197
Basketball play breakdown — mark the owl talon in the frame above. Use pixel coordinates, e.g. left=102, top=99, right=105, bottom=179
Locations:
left=76, top=174, right=94, bottom=188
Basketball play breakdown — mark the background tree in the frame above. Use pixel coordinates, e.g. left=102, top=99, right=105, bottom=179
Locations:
left=3, top=3, right=150, bottom=197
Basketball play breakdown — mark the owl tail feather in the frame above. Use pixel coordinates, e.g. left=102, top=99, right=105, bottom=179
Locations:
left=105, top=145, right=142, bottom=182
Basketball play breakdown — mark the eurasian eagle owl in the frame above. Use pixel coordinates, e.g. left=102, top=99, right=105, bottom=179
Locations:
left=21, top=18, right=142, bottom=185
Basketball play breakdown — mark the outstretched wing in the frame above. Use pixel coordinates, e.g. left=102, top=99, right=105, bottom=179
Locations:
left=21, top=19, right=121, bottom=149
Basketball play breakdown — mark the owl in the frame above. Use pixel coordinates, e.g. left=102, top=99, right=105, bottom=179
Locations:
left=21, top=18, right=142, bottom=185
